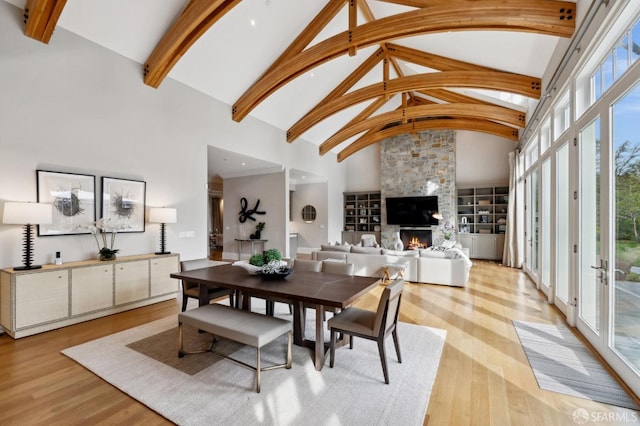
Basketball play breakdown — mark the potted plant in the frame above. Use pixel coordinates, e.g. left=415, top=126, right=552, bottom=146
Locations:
left=250, top=222, right=265, bottom=240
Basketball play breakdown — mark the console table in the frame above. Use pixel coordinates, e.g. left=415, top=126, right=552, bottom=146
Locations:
left=235, top=239, right=268, bottom=260
left=0, top=253, right=179, bottom=339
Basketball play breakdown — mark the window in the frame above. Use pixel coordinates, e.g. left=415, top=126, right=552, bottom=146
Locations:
left=540, top=118, right=551, bottom=154
left=577, top=11, right=640, bottom=117
left=554, top=90, right=571, bottom=137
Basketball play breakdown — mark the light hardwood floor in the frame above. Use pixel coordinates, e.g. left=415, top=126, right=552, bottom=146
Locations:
left=0, top=260, right=638, bottom=425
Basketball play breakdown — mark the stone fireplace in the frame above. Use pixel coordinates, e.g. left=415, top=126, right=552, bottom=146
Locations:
left=380, top=130, right=456, bottom=248
left=399, top=228, right=432, bottom=250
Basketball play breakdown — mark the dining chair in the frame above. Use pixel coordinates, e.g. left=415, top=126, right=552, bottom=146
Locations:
left=180, top=259, right=235, bottom=311
left=328, top=278, right=404, bottom=384
left=306, top=261, right=355, bottom=320
left=293, top=258, right=322, bottom=272
left=321, top=261, right=354, bottom=275
left=263, top=258, right=322, bottom=316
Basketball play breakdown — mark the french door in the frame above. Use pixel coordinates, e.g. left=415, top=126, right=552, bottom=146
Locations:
left=576, top=82, right=640, bottom=393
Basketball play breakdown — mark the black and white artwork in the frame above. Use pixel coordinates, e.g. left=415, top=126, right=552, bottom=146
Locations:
left=36, top=170, right=96, bottom=236
left=101, top=177, right=146, bottom=233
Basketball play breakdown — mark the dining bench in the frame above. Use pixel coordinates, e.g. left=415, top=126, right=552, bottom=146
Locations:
left=178, top=304, right=292, bottom=392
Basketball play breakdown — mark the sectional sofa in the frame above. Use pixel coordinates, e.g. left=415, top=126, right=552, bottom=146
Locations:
left=310, top=243, right=472, bottom=287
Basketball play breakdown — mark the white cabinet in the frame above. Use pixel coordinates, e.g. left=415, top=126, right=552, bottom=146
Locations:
left=115, top=260, right=149, bottom=305
left=0, top=253, right=179, bottom=338
left=15, top=270, right=69, bottom=329
left=150, top=256, right=179, bottom=297
left=71, top=264, right=113, bottom=315
left=457, top=234, right=504, bottom=261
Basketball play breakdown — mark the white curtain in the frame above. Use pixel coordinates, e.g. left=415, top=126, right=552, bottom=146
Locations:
left=503, top=150, right=525, bottom=268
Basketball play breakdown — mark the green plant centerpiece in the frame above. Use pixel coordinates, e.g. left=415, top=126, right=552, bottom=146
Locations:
left=249, top=249, right=288, bottom=278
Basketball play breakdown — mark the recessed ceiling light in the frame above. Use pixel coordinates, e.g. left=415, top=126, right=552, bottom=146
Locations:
left=309, top=72, right=314, bottom=77
left=241, top=162, right=246, bottom=166
left=250, top=19, right=256, bottom=27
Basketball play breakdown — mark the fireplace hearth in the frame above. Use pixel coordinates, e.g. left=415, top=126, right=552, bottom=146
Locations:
left=400, top=228, right=432, bottom=250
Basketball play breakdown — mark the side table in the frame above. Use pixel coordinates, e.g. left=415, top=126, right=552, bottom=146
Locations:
left=235, top=239, right=268, bottom=260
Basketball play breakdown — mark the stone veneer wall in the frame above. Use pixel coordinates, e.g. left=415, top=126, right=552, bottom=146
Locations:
left=380, top=130, right=456, bottom=247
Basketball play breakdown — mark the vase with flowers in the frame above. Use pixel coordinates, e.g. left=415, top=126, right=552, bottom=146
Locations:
left=85, top=218, right=128, bottom=260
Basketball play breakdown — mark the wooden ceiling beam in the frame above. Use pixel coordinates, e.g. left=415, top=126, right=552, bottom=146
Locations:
left=337, top=118, right=519, bottom=162
left=262, top=0, right=347, bottom=78
left=233, top=1, right=575, bottom=121
left=416, top=88, right=494, bottom=106
left=288, top=70, right=537, bottom=142
left=144, top=0, right=241, bottom=88
left=319, top=103, right=525, bottom=155
left=286, top=47, right=385, bottom=141
left=23, top=0, right=67, bottom=44
left=385, top=42, right=496, bottom=72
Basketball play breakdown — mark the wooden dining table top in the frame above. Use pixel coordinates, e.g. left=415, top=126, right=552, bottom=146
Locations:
left=170, top=263, right=379, bottom=309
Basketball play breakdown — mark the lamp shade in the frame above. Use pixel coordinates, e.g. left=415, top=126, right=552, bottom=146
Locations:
left=432, top=212, right=444, bottom=220
left=3, top=202, right=53, bottom=225
left=149, top=207, right=177, bottom=224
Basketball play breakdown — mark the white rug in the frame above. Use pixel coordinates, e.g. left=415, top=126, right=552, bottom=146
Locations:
left=62, top=311, right=446, bottom=426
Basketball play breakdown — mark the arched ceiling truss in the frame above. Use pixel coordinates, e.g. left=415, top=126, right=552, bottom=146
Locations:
left=19, top=0, right=576, bottom=161
left=319, top=103, right=526, bottom=154
left=337, top=118, right=519, bottom=162
left=232, top=1, right=575, bottom=122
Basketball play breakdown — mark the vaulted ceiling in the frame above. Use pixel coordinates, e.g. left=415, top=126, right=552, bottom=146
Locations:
left=12, top=0, right=577, bottom=164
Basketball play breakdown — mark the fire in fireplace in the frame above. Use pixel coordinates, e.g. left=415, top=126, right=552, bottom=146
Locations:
left=400, top=228, right=432, bottom=250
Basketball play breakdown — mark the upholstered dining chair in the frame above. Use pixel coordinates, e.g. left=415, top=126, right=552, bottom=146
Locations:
left=321, top=261, right=354, bottom=275
left=180, top=259, right=235, bottom=312
left=328, top=278, right=404, bottom=384
left=306, top=261, right=355, bottom=319
left=264, top=258, right=323, bottom=316
left=292, top=258, right=322, bottom=272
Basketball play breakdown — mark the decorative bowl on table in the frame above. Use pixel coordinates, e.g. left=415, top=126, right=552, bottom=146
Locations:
left=257, top=261, right=291, bottom=280
left=232, top=260, right=289, bottom=278
left=257, top=268, right=291, bottom=280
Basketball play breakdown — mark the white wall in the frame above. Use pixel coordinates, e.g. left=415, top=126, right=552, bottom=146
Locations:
left=0, top=2, right=345, bottom=267
left=344, top=144, right=381, bottom=191
left=290, top=182, right=328, bottom=250
left=455, top=131, right=513, bottom=186
left=221, top=172, right=287, bottom=260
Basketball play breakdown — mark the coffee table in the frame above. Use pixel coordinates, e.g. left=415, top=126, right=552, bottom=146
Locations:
left=171, top=264, right=379, bottom=370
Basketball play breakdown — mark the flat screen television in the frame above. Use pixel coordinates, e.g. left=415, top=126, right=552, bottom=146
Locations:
left=385, top=196, right=439, bottom=226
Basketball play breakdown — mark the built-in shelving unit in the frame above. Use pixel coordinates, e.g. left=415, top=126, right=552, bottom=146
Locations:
left=456, top=185, right=508, bottom=260
left=342, top=191, right=381, bottom=244
left=456, top=186, right=509, bottom=235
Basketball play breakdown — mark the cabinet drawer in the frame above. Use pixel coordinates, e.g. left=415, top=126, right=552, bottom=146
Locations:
left=150, top=257, right=179, bottom=297
left=15, top=270, right=69, bottom=329
left=115, top=260, right=149, bottom=305
left=71, top=265, right=114, bottom=315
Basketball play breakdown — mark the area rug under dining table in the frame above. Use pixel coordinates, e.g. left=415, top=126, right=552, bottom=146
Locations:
left=62, top=306, right=446, bottom=426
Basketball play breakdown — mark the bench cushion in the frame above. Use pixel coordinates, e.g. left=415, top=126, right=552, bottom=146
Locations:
left=178, top=304, right=291, bottom=348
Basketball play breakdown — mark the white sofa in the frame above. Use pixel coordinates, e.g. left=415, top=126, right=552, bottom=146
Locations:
left=311, top=244, right=471, bottom=287
left=312, top=248, right=419, bottom=282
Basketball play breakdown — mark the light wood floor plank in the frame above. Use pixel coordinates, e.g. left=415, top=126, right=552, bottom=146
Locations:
left=0, top=260, right=637, bottom=425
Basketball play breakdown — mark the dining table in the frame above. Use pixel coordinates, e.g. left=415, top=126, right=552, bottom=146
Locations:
left=170, top=263, right=380, bottom=370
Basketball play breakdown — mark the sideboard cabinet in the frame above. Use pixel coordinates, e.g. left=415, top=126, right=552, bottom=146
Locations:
left=0, top=253, right=179, bottom=339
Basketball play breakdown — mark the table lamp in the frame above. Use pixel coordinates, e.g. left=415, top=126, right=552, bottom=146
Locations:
left=149, top=207, right=177, bottom=255
left=3, top=201, right=53, bottom=270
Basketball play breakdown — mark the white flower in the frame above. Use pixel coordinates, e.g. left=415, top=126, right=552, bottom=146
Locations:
left=80, top=218, right=129, bottom=251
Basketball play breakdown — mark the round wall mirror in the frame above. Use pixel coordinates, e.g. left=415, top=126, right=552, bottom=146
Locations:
left=301, top=205, right=317, bottom=223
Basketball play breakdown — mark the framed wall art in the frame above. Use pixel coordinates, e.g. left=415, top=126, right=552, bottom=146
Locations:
left=101, top=177, right=146, bottom=233
left=36, top=170, right=96, bottom=236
